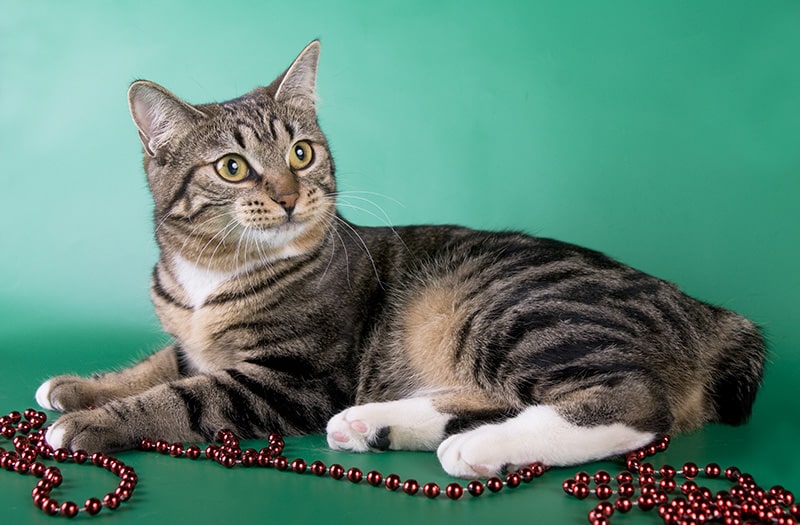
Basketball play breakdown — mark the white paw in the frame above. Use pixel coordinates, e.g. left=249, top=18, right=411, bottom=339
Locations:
left=326, top=398, right=450, bottom=452
left=35, top=379, right=58, bottom=411
left=437, top=426, right=508, bottom=478
left=326, top=405, right=384, bottom=452
left=45, top=422, right=67, bottom=449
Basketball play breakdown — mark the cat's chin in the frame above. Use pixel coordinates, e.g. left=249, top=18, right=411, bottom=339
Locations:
left=250, top=221, right=310, bottom=253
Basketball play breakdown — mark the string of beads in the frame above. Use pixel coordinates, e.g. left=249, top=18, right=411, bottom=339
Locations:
left=562, top=436, right=799, bottom=525
left=3, top=407, right=799, bottom=523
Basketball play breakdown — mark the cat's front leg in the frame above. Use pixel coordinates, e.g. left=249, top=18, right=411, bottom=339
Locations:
left=36, top=345, right=181, bottom=412
left=327, top=397, right=452, bottom=452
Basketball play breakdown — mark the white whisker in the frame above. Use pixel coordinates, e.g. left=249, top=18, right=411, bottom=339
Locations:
left=332, top=214, right=382, bottom=289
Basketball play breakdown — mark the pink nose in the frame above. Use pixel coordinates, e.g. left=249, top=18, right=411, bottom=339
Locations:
left=272, top=192, right=299, bottom=214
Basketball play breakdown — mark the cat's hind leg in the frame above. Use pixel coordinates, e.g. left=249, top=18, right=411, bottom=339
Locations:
left=436, top=404, right=655, bottom=478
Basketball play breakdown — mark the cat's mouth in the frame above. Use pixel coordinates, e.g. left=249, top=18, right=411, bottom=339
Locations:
left=246, top=217, right=309, bottom=247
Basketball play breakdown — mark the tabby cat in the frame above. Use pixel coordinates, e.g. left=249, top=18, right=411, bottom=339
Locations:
left=36, top=41, right=765, bottom=478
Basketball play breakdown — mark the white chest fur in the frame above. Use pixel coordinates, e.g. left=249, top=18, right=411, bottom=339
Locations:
left=171, top=255, right=238, bottom=308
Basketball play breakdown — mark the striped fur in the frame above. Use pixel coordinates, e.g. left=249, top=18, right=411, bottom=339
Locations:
left=37, top=41, right=765, bottom=475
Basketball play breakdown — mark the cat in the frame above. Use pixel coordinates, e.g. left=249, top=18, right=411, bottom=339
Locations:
left=35, top=41, right=765, bottom=478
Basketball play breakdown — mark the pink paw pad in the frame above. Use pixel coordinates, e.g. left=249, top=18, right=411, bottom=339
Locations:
left=349, top=420, right=368, bottom=433
left=332, top=431, right=350, bottom=443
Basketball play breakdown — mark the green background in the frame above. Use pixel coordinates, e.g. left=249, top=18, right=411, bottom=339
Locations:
left=1, top=1, right=798, bottom=523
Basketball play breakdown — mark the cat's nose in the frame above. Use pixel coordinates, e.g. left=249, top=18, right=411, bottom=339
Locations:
left=272, top=192, right=299, bottom=215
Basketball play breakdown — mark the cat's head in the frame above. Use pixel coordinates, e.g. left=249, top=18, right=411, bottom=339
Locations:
left=128, top=41, right=336, bottom=270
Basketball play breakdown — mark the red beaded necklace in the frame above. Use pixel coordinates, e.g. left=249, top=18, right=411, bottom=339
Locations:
left=2, top=408, right=798, bottom=524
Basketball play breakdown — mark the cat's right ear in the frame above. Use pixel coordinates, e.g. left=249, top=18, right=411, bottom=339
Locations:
left=128, top=81, right=206, bottom=157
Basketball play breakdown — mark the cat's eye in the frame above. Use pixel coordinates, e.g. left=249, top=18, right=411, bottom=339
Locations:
left=215, top=154, right=250, bottom=182
left=288, top=140, right=314, bottom=171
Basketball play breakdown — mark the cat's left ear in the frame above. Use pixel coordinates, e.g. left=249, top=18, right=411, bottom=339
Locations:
left=128, top=80, right=207, bottom=157
left=274, top=40, right=321, bottom=108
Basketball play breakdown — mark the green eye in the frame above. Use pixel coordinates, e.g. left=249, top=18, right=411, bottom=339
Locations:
left=215, top=154, right=250, bottom=182
left=288, top=140, right=314, bottom=170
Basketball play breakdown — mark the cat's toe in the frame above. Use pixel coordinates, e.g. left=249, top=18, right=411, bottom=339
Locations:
left=326, top=407, right=388, bottom=452
left=437, top=429, right=507, bottom=478
left=44, top=410, right=134, bottom=452
left=36, top=379, right=58, bottom=411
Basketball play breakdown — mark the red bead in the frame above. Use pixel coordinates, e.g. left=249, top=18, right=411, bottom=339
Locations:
left=615, top=498, right=633, bottom=513
left=637, top=494, right=656, bottom=511
left=595, top=484, right=613, bottom=500
left=725, top=466, right=741, bottom=481
left=704, top=462, right=721, bottom=478
left=71, top=450, right=88, bottom=464
left=1, top=424, right=16, bottom=439
left=103, top=493, right=120, bottom=510
left=403, top=479, right=420, bottom=495
left=272, top=456, right=288, bottom=471
left=114, top=487, right=133, bottom=501
left=501, top=472, right=519, bottom=488
left=205, top=445, right=219, bottom=460
left=682, top=462, right=699, bottom=478
left=486, top=477, right=503, bottom=493
left=291, top=458, right=307, bottom=474
left=40, top=498, right=59, bottom=515
left=8, top=411, right=22, bottom=423
left=563, top=479, right=576, bottom=494
left=575, top=471, right=591, bottom=484
left=639, top=474, right=656, bottom=487
left=467, top=480, right=484, bottom=497
left=366, top=470, right=383, bottom=486
left=60, top=501, right=79, bottom=518
left=219, top=454, right=236, bottom=468
left=91, top=452, right=105, bottom=466
left=618, top=482, right=635, bottom=498
left=681, top=480, right=698, bottom=495
left=423, top=482, right=440, bottom=498
left=44, top=467, right=63, bottom=487
left=571, top=482, right=590, bottom=499
left=85, top=497, right=102, bottom=515
left=14, top=459, right=30, bottom=474
left=518, top=466, right=534, bottom=482
left=384, top=474, right=401, bottom=491
left=29, top=462, right=46, bottom=477
left=16, top=421, right=32, bottom=435
left=155, top=440, right=169, bottom=454
left=328, top=463, right=344, bottom=479
left=52, top=448, right=70, bottom=462
left=594, top=470, right=611, bottom=484
left=310, top=461, right=327, bottom=476
left=185, top=445, right=201, bottom=460
left=346, top=467, right=362, bottom=483
left=446, top=483, right=464, bottom=500
left=168, top=443, right=184, bottom=457
left=659, top=478, right=677, bottom=493
left=616, top=471, right=634, bottom=484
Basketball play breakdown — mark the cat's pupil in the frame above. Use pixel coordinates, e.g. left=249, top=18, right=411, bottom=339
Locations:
left=227, top=159, right=239, bottom=174
left=295, top=146, right=305, bottom=160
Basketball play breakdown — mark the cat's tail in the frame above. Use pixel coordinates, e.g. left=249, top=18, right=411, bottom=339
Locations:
left=707, top=312, right=766, bottom=426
